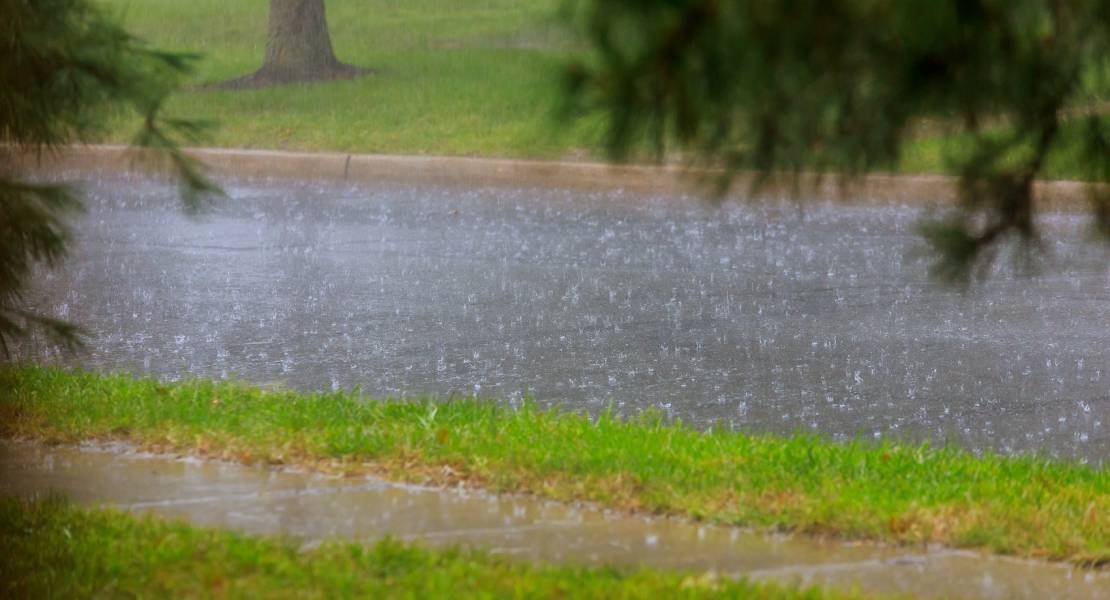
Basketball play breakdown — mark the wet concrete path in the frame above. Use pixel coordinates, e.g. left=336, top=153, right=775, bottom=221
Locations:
left=3, top=441, right=1106, bottom=599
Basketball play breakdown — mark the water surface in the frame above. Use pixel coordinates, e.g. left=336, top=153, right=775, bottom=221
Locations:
left=21, top=173, right=1110, bottom=461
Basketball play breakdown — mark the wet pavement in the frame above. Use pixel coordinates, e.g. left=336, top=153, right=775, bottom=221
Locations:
left=10, top=174, right=1110, bottom=597
left=18, top=173, right=1110, bottom=462
left=2, top=441, right=1106, bottom=599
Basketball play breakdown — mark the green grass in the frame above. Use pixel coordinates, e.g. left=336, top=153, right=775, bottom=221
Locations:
left=0, top=496, right=872, bottom=599
left=99, top=0, right=604, bottom=159
left=94, top=0, right=1107, bottom=180
left=2, top=366, right=1108, bottom=566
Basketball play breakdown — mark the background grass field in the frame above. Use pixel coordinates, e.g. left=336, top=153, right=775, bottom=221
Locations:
left=98, top=0, right=1108, bottom=180
left=101, top=0, right=599, bottom=158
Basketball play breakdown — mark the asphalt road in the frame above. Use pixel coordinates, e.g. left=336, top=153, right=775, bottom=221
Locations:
left=21, top=174, right=1110, bottom=461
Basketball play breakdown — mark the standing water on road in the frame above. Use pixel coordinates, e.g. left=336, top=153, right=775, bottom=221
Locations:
left=18, top=173, right=1110, bottom=462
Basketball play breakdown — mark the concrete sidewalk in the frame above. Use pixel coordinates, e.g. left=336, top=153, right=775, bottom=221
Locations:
left=3, top=441, right=1106, bottom=600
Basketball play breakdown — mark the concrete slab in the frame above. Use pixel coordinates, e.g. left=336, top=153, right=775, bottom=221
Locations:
left=2, top=441, right=1105, bottom=599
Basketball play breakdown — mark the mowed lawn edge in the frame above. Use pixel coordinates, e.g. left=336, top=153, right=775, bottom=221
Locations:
left=0, top=496, right=877, bottom=599
left=2, top=366, right=1107, bottom=566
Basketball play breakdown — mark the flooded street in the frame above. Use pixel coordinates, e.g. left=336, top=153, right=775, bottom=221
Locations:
left=4, top=441, right=1106, bottom=600
left=20, top=173, right=1110, bottom=462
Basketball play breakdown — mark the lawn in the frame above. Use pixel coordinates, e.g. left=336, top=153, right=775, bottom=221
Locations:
left=97, top=0, right=1108, bottom=180
left=0, top=496, right=872, bottom=599
left=99, top=0, right=602, bottom=159
left=3, top=366, right=1107, bottom=566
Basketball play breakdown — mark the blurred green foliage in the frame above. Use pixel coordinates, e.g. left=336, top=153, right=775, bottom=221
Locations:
left=0, top=0, right=217, bottom=353
left=564, top=0, right=1110, bottom=281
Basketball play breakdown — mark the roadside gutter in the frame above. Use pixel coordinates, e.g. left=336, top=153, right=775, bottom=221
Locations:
left=12, top=144, right=1099, bottom=210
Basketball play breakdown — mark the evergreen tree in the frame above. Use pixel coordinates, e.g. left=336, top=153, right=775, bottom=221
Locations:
left=1, top=0, right=217, bottom=354
left=565, top=0, right=1110, bottom=280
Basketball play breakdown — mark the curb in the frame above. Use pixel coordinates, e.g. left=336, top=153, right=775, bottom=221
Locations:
left=14, top=144, right=1099, bottom=209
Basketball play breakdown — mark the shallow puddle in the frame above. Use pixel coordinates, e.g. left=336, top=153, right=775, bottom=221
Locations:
left=2, top=441, right=1105, bottom=599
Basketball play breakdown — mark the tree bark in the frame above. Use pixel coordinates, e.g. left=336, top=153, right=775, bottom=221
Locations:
left=212, top=0, right=368, bottom=90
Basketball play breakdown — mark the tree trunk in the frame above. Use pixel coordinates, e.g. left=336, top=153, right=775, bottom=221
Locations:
left=212, top=0, right=368, bottom=90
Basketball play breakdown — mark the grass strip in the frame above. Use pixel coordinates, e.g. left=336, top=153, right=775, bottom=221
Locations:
left=2, top=366, right=1108, bottom=565
left=0, top=496, right=872, bottom=599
